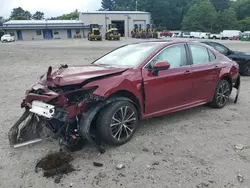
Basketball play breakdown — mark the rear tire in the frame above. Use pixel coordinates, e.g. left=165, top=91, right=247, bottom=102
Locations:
left=96, top=100, right=139, bottom=146
left=210, top=79, right=231, bottom=109
left=243, top=62, right=250, bottom=76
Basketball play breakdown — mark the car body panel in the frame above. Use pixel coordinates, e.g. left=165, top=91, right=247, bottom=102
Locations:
left=39, top=65, right=128, bottom=87
left=83, top=69, right=144, bottom=112
left=22, top=40, right=239, bottom=122
left=142, top=65, right=196, bottom=115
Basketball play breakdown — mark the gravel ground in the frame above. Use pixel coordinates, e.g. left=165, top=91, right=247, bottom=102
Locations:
left=0, top=38, right=250, bottom=188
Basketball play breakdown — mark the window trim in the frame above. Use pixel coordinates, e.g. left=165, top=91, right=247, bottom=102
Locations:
left=207, top=49, right=217, bottom=63
left=188, top=43, right=217, bottom=66
left=143, top=43, right=191, bottom=69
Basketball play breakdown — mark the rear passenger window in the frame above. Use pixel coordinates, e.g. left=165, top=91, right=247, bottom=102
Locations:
left=189, top=44, right=210, bottom=65
left=208, top=50, right=216, bottom=61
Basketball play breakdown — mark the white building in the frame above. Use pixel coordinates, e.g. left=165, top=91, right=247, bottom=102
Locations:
left=79, top=11, right=152, bottom=37
left=2, top=20, right=89, bottom=40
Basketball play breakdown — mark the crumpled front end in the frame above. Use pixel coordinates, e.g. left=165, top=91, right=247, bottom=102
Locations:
left=8, top=80, right=105, bottom=151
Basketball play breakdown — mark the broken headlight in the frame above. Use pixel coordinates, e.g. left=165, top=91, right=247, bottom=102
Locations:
left=64, top=86, right=103, bottom=104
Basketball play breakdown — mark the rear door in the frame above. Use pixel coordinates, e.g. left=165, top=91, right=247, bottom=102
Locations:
left=142, top=43, right=195, bottom=115
left=187, top=43, right=221, bottom=102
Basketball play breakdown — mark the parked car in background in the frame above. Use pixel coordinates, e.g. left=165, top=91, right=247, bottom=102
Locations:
left=9, top=40, right=240, bottom=151
left=220, top=30, right=242, bottom=40
left=209, top=33, right=221, bottom=39
left=232, top=36, right=240, bottom=40
left=1, top=34, right=15, bottom=42
left=201, top=41, right=250, bottom=76
left=243, top=31, right=250, bottom=34
left=171, top=31, right=182, bottom=37
left=190, top=32, right=210, bottom=39
left=177, top=31, right=191, bottom=38
left=240, top=33, right=250, bottom=41
left=160, top=30, right=173, bottom=37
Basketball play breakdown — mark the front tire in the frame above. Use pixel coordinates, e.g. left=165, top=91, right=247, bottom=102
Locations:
left=96, top=100, right=139, bottom=146
left=210, top=79, right=231, bottom=108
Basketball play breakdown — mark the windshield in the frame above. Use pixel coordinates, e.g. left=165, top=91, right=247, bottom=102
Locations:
left=93, top=43, right=162, bottom=68
left=94, top=30, right=100, bottom=35
left=112, top=30, right=119, bottom=35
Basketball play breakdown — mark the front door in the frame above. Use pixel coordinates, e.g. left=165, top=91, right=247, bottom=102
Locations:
left=67, top=29, right=72, bottom=38
left=43, top=30, right=53, bottom=40
left=188, top=43, right=220, bottom=102
left=17, top=30, right=23, bottom=40
left=142, top=43, right=194, bottom=116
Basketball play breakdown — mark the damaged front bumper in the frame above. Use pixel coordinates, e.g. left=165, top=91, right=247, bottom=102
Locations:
left=29, top=101, right=69, bottom=122
left=8, top=83, right=105, bottom=150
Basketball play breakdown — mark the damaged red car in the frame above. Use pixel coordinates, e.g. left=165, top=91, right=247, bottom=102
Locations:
left=8, top=40, right=240, bottom=152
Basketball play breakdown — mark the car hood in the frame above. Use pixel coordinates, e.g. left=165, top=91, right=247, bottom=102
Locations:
left=39, top=64, right=128, bottom=87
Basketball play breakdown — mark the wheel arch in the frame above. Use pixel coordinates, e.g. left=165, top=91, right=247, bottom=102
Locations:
left=79, top=90, right=142, bottom=146
left=220, top=74, right=233, bottom=92
left=106, top=90, right=142, bottom=118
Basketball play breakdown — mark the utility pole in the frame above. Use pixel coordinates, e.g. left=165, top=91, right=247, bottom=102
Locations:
left=136, top=1, right=138, bottom=11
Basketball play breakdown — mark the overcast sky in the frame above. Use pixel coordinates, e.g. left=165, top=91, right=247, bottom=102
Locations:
left=0, top=0, right=102, bottom=18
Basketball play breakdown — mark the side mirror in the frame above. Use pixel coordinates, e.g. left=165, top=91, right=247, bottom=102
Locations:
left=153, top=61, right=170, bottom=70
left=151, top=61, right=170, bottom=75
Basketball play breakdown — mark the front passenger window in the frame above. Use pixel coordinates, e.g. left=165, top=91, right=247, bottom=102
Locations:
left=150, top=44, right=187, bottom=69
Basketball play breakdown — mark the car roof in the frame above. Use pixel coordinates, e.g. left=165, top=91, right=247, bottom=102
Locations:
left=124, top=39, right=217, bottom=50
left=129, top=39, right=195, bottom=46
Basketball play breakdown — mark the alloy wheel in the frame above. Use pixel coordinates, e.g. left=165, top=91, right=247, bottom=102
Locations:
left=217, top=82, right=230, bottom=106
left=110, top=106, right=137, bottom=141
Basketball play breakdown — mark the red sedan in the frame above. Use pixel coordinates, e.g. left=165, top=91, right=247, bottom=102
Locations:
left=9, top=40, right=241, bottom=152
left=160, top=30, right=173, bottom=37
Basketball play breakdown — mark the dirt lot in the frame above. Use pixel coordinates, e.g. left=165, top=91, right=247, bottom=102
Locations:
left=0, top=38, right=250, bottom=188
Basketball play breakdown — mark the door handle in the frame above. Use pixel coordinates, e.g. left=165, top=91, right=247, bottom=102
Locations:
left=214, top=65, right=220, bottom=69
left=184, top=70, right=191, bottom=75
left=184, top=70, right=192, bottom=75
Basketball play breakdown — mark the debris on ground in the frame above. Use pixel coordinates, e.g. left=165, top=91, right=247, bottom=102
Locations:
left=234, top=144, right=244, bottom=150
left=97, top=172, right=107, bottom=178
left=118, top=173, right=126, bottom=177
left=153, top=150, right=162, bottom=156
left=116, top=164, right=125, bottom=170
left=35, top=151, right=75, bottom=184
left=152, top=161, right=159, bottom=166
left=146, top=164, right=155, bottom=170
left=237, top=173, right=244, bottom=183
left=54, top=175, right=63, bottom=184
left=93, top=162, right=103, bottom=167
left=196, top=182, right=209, bottom=187
left=142, top=148, right=149, bottom=152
